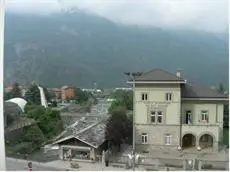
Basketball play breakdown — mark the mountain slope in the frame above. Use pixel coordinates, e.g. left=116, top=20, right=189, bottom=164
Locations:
left=4, top=11, right=229, bottom=88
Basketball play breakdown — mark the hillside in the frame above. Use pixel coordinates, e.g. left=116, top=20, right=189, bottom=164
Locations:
left=4, top=10, right=229, bottom=88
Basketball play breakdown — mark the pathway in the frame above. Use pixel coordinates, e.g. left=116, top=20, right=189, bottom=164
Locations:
left=6, top=157, right=128, bottom=171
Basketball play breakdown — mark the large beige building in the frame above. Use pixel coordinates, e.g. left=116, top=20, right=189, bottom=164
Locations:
left=129, top=69, right=228, bottom=153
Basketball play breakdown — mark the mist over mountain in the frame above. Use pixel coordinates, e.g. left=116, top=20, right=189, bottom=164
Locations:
left=4, top=10, right=228, bottom=88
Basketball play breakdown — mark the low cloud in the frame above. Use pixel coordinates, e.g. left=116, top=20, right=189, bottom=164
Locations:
left=6, top=0, right=229, bottom=33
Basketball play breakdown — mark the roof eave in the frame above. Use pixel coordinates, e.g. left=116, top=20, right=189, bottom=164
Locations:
left=182, top=97, right=228, bottom=101
left=53, top=135, right=100, bottom=149
left=52, top=135, right=75, bottom=145
left=127, top=80, right=187, bottom=84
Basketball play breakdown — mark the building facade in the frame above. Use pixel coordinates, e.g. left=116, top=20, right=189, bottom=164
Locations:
left=53, top=118, right=107, bottom=162
left=47, top=88, right=62, bottom=100
left=129, top=69, right=228, bottom=153
left=61, top=86, right=75, bottom=100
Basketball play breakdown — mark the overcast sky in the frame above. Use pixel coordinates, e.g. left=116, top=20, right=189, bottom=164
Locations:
left=6, top=0, right=229, bottom=33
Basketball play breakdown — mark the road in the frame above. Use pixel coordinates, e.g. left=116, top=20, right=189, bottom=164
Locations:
left=6, top=159, right=65, bottom=171
left=90, top=99, right=111, bottom=116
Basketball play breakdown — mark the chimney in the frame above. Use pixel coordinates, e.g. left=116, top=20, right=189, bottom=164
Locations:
left=176, top=69, right=181, bottom=78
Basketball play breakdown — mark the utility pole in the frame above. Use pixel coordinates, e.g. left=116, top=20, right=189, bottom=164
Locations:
left=124, top=72, right=142, bottom=171
left=0, top=0, right=6, bottom=170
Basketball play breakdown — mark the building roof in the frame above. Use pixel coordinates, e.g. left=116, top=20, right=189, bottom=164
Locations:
left=54, top=114, right=103, bottom=139
left=48, top=88, right=61, bottom=92
left=182, top=83, right=228, bottom=99
left=4, top=102, right=23, bottom=118
left=62, top=85, right=74, bottom=89
left=5, top=117, right=36, bottom=132
left=129, top=68, right=227, bottom=99
left=61, top=113, right=103, bottom=128
left=5, top=86, right=13, bottom=92
left=76, top=120, right=106, bottom=148
left=6, top=98, right=27, bottom=112
left=134, top=68, right=185, bottom=82
left=61, top=85, right=69, bottom=89
left=53, top=117, right=108, bottom=149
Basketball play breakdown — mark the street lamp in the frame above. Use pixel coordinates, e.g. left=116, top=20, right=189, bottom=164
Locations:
left=0, top=0, right=6, bottom=170
left=124, top=72, right=142, bottom=171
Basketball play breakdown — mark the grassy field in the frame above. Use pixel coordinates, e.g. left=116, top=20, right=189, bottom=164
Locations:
left=223, top=128, right=229, bottom=146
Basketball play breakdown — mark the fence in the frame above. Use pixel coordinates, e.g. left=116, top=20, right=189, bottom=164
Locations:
left=197, top=159, right=229, bottom=171
left=108, top=155, right=229, bottom=171
left=139, top=156, right=186, bottom=171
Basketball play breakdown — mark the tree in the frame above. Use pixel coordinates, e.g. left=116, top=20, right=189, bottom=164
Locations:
left=4, top=92, right=12, bottom=100
left=105, top=107, right=132, bottom=151
left=25, top=84, right=41, bottom=105
left=51, top=100, right=57, bottom=107
left=109, top=90, right=133, bottom=113
left=4, top=83, right=22, bottom=100
left=25, top=104, right=63, bottom=140
left=123, top=91, right=133, bottom=110
left=37, top=108, right=62, bottom=138
left=27, top=105, right=46, bottom=120
left=10, top=82, right=22, bottom=98
left=74, top=88, right=89, bottom=104
left=23, top=125, right=46, bottom=150
left=108, top=100, right=125, bottom=113
left=217, top=83, right=225, bottom=94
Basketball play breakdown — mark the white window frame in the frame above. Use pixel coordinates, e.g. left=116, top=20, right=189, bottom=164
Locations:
left=141, top=93, right=148, bottom=101
left=150, top=111, right=156, bottom=123
left=157, top=111, right=163, bottom=124
left=165, top=93, right=172, bottom=101
left=164, top=134, right=172, bottom=145
left=141, top=133, right=148, bottom=144
left=201, top=110, right=208, bottom=122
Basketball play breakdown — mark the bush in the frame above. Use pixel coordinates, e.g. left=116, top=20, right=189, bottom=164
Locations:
left=27, top=106, right=46, bottom=120
left=70, top=162, right=80, bottom=169
left=7, top=142, right=34, bottom=154
left=37, top=108, right=63, bottom=138
left=202, top=164, right=213, bottom=169
left=23, top=125, right=46, bottom=150
left=23, top=105, right=64, bottom=149
left=51, top=101, right=57, bottom=107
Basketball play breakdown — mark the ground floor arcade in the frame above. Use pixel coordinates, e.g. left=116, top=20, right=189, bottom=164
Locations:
left=182, top=132, right=218, bottom=151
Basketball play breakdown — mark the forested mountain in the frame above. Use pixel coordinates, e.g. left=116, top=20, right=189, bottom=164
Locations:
left=4, top=10, right=228, bottom=88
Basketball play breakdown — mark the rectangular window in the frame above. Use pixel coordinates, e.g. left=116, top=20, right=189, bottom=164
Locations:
left=164, top=134, right=172, bottom=145
left=151, top=111, right=156, bottom=123
left=141, top=133, right=148, bottom=144
left=165, top=93, right=172, bottom=101
left=185, top=110, right=192, bottom=124
left=141, top=93, right=148, bottom=101
left=201, top=110, right=208, bottom=122
left=157, top=111, right=163, bottom=123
